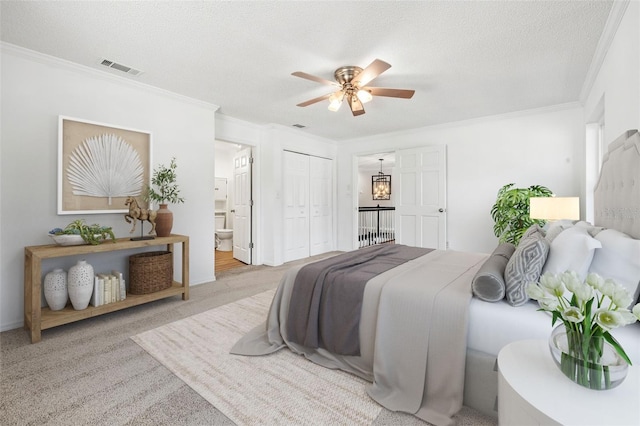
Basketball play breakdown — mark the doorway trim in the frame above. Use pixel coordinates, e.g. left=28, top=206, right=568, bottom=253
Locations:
left=214, top=139, right=261, bottom=267
left=352, top=144, right=448, bottom=250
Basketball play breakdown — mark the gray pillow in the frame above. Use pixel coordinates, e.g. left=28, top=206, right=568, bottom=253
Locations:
left=504, top=233, right=550, bottom=306
left=472, top=242, right=516, bottom=302
left=522, top=224, right=545, bottom=240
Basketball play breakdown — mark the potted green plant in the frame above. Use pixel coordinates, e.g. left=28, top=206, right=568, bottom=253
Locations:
left=49, top=219, right=116, bottom=245
left=490, top=183, right=552, bottom=245
left=146, top=157, right=185, bottom=237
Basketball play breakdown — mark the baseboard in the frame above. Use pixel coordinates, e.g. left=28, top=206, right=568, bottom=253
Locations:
left=1, top=319, right=24, bottom=333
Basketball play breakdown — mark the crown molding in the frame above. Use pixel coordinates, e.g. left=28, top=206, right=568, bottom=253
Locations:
left=344, top=101, right=582, bottom=144
left=1, top=42, right=220, bottom=111
left=579, top=0, right=630, bottom=103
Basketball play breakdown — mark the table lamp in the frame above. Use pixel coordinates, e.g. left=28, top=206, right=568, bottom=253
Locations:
left=529, top=197, right=580, bottom=221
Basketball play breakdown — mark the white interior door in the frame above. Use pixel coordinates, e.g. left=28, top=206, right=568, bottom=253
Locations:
left=232, top=147, right=252, bottom=264
left=310, top=156, right=332, bottom=256
left=396, top=145, right=447, bottom=249
left=283, top=151, right=310, bottom=262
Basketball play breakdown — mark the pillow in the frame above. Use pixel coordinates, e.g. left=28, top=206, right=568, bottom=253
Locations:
left=505, top=232, right=550, bottom=306
left=588, top=229, right=640, bottom=309
left=542, top=226, right=602, bottom=281
left=574, top=221, right=605, bottom=237
left=522, top=224, right=545, bottom=240
left=545, top=220, right=574, bottom=243
left=472, top=242, right=516, bottom=302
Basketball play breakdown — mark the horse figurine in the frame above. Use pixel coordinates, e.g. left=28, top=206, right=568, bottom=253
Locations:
left=124, top=196, right=157, bottom=235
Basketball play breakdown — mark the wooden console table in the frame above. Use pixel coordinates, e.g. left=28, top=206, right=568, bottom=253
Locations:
left=24, top=234, right=189, bottom=343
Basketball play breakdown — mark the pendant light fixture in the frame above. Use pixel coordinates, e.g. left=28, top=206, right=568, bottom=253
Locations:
left=372, top=159, right=391, bottom=200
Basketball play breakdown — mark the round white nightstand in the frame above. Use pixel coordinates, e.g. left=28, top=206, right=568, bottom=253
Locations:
left=498, top=339, right=639, bottom=426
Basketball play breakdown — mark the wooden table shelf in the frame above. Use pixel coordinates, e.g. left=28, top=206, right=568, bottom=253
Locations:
left=24, top=234, right=189, bottom=343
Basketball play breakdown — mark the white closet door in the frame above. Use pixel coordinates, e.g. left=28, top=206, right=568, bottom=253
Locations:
left=396, top=145, right=447, bottom=249
left=283, top=151, right=310, bottom=262
left=233, top=147, right=252, bottom=264
left=310, top=156, right=332, bottom=256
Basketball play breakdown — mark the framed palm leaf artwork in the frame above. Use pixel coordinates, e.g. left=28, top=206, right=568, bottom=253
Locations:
left=57, top=116, right=152, bottom=214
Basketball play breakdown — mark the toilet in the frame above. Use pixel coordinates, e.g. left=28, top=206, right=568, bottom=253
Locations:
left=215, top=213, right=233, bottom=251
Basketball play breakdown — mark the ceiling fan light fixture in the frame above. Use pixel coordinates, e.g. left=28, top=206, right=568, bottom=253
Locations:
left=328, top=91, right=344, bottom=112
left=357, top=89, right=373, bottom=103
left=293, top=59, right=414, bottom=116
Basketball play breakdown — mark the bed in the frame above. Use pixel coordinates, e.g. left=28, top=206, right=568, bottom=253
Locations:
left=232, top=130, right=640, bottom=425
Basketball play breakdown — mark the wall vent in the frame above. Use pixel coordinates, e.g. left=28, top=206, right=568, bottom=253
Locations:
left=292, top=124, right=306, bottom=128
left=99, top=58, right=143, bottom=76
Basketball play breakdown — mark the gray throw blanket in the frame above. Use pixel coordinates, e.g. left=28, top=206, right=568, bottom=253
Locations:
left=286, top=245, right=432, bottom=355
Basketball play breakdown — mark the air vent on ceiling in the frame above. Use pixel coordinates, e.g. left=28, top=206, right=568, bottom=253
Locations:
left=99, top=58, right=143, bottom=76
left=292, top=124, right=306, bottom=128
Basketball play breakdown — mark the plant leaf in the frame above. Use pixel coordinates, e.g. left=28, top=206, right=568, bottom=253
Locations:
left=603, top=331, right=632, bottom=366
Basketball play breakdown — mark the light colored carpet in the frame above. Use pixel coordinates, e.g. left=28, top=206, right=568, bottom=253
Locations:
left=1, top=253, right=497, bottom=425
left=132, top=289, right=383, bottom=425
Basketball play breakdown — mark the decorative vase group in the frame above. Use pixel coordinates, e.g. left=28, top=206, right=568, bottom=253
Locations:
left=67, top=260, right=94, bottom=310
left=44, top=268, right=68, bottom=311
left=548, top=325, right=628, bottom=390
left=155, top=204, right=173, bottom=237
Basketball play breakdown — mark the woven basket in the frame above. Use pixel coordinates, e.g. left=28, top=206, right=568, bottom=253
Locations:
left=129, top=251, right=173, bottom=295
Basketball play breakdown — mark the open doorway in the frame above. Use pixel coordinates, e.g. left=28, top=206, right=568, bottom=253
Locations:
left=356, top=152, right=396, bottom=248
left=354, top=145, right=447, bottom=250
left=214, top=140, right=253, bottom=274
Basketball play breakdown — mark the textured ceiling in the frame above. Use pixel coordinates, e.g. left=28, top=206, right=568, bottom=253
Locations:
left=1, top=1, right=612, bottom=141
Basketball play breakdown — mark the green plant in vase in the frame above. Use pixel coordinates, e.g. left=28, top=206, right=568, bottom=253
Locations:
left=49, top=219, right=116, bottom=245
left=146, top=157, right=185, bottom=237
left=490, top=183, right=553, bottom=245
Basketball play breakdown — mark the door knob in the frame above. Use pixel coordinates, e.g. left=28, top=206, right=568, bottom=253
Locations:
left=438, top=208, right=444, bottom=213
left=230, top=209, right=236, bottom=213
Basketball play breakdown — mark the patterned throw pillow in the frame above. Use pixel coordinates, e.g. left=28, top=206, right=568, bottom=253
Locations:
left=522, top=224, right=545, bottom=240
left=505, top=232, right=550, bottom=306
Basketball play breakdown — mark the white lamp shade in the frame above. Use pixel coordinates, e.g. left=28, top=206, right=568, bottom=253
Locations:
left=328, top=91, right=344, bottom=111
left=529, top=197, right=580, bottom=220
left=356, top=89, right=373, bottom=103
left=328, top=99, right=342, bottom=111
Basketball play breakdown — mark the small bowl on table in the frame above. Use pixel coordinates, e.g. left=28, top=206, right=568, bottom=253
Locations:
left=49, top=234, right=87, bottom=246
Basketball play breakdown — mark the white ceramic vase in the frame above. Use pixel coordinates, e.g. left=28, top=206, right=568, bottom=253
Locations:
left=44, top=268, right=68, bottom=311
left=67, top=260, right=94, bottom=310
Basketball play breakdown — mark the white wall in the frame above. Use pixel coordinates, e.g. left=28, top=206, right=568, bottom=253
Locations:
left=1, top=44, right=218, bottom=331
left=580, top=2, right=639, bottom=224
left=260, top=124, right=338, bottom=266
left=337, top=105, right=585, bottom=254
left=213, top=116, right=338, bottom=267
left=584, top=1, right=640, bottom=144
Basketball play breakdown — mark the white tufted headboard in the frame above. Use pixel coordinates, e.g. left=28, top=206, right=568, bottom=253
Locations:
left=593, top=130, right=640, bottom=239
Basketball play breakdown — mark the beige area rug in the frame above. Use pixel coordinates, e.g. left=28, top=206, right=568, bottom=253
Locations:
left=131, top=290, right=383, bottom=425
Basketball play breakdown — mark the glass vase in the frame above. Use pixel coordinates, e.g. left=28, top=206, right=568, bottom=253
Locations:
left=548, top=325, right=628, bottom=390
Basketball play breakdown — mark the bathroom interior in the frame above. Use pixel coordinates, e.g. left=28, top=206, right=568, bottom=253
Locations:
left=214, top=140, right=248, bottom=273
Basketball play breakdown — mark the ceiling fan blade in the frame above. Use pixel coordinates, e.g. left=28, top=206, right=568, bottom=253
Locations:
left=367, top=87, right=415, bottom=99
left=296, top=93, right=332, bottom=107
left=348, top=94, right=366, bottom=116
left=292, top=71, right=340, bottom=87
left=352, top=59, right=391, bottom=87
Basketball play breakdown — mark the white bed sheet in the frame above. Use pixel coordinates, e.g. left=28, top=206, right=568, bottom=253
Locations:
left=467, top=297, right=640, bottom=364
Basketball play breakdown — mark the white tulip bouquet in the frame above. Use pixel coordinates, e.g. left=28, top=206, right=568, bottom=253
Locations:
left=527, top=271, right=640, bottom=389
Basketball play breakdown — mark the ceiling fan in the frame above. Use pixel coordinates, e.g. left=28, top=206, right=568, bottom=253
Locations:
left=292, top=59, right=415, bottom=117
